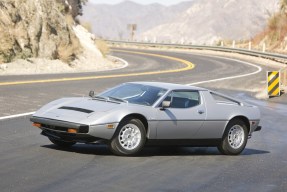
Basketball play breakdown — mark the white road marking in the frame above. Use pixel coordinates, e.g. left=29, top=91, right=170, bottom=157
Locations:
left=186, top=55, right=262, bottom=86
left=0, top=112, right=35, bottom=121
left=105, top=55, right=129, bottom=71
left=0, top=54, right=262, bottom=121
left=0, top=56, right=129, bottom=120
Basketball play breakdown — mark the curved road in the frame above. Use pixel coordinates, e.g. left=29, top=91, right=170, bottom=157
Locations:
left=0, top=48, right=286, bottom=192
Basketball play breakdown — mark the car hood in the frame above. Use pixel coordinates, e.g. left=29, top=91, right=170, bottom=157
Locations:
left=33, top=97, right=122, bottom=123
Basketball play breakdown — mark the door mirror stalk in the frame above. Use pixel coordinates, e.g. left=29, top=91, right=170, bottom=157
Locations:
left=89, top=91, right=95, bottom=98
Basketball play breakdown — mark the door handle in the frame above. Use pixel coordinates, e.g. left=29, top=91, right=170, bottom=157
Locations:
left=198, top=110, right=205, bottom=114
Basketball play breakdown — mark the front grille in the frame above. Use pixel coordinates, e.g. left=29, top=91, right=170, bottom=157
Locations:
left=79, top=126, right=89, bottom=133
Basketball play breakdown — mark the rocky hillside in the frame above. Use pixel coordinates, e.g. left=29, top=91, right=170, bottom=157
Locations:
left=0, top=0, right=83, bottom=63
left=81, top=0, right=279, bottom=44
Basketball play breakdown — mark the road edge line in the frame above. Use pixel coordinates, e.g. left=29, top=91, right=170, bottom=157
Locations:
left=186, top=55, right=262, bottom=85
left=0, top=112, right=35, bottom=121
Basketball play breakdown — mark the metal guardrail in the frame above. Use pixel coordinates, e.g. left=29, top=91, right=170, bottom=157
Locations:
left=107, top=40, right=287, bottom=63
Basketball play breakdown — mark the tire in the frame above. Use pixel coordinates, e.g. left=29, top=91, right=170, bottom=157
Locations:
left=49, top=138, right=76, bottom=148
left=109, top=118, right=146, bottom=156
left=217, top=119, right=248, bottom=155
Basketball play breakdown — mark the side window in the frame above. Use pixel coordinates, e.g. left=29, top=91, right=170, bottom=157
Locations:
left=163, top=91, right=200, bottom=108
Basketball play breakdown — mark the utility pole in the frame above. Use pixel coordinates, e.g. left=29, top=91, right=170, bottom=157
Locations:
left=127, top=24, right=137, bottom=41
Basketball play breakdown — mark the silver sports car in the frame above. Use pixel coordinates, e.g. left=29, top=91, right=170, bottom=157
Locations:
left=31, top=82, right=261, bottom=156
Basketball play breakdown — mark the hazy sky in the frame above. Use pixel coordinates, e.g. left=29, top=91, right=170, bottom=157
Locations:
left=89, top=0, right=193, bottom=6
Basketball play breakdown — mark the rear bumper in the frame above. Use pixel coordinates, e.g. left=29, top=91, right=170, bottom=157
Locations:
left=254, top=126, right=262, bottom=132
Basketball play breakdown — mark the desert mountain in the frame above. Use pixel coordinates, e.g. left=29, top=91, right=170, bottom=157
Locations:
left=80, top=0, right=195, bottom=40
left=81, top=0, right=279, bottom=44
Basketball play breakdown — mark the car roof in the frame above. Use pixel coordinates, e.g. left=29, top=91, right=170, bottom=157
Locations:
left=128, top=82, right=207, bottom=91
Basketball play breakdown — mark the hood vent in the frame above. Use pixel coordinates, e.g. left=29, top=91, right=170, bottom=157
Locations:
left=59, top=106, right=94, bottom=114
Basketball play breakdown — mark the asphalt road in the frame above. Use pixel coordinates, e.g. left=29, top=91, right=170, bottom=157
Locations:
left=0, top=48, right=286, bottom=192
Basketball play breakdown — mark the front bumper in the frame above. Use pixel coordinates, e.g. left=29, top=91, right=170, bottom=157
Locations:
left=31, top=116, right=117, bottom=142
left=30, top=116, right=89, bottom=133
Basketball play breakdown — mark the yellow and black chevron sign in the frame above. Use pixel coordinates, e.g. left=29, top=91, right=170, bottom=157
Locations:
left=267, top=71, right=280, bottom=97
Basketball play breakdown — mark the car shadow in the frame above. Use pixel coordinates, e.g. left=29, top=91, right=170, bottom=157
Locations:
left=241, top=148, right=270, bottom=156
left=139, top=147, right=270, bottom=157
left=41, top=144, right=270, bottom=157
left=42, top=144, right=114, bottom=156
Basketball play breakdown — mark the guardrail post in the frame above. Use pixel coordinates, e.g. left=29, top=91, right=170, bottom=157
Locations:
left=263, top=43, right=266, bottom=53
left=284, top=69, right=287, bottom=87
left=248, top=41, right=252, bottom=50
left=221, top=41, right=224, bottom=47
left=232, top=40, right=235, bottom=48
left=181, top=38, right=184, bottom=45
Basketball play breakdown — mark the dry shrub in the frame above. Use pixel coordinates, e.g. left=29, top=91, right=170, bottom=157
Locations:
left=56, top=37, right=81, bottom=64
left=57, top=43, right=75, bottom=63
left=95, top=39, right=110, bottom=57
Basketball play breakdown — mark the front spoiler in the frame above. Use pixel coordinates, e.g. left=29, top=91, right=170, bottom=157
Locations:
left=41, top=129, right=101, bottom=143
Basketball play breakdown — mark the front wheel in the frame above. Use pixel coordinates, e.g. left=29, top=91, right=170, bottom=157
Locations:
left=218, top=119, right=248, bottom=155
left=109, top=118, right=146, bottom=156
left=49, top=138, right=76, bottom=148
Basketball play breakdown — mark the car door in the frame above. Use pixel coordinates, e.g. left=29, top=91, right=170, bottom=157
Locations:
left=155, top=90, right=206, bottom=139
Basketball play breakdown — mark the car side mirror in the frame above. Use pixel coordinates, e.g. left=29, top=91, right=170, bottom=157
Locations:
left=161, top=101, right=171, bottom=110
left=89, top=91, right=95, bottom=98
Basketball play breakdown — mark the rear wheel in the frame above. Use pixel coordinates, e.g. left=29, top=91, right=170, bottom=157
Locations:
left=218, top=119, right=248, bottom=155
left=49, top=138, right=76, bottom=148
left=109, top=118, right=146, bottom=156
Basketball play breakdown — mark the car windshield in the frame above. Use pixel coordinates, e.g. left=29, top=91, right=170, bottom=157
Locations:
left=99, top=83, right=167, bottom=106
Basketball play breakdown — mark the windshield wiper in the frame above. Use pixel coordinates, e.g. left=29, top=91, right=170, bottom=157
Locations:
left=92, top=96, right=127, bottom=103
left=108, top=96, right=128, bottom=103
left=92, top=96, right=108, bottom=101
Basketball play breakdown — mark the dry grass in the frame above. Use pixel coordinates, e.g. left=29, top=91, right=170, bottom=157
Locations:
left=65, top=14, right=75, bottom=26
left=252, top=11, right=287, bottom=52
left=95, top=39, right=110, bottom=57
left=81, top=21, right=92, bottom=32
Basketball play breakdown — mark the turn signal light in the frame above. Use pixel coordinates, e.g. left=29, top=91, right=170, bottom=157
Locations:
left=32, top=123, right=41, bottom=128
left=67, top=128, right=78, bottom=133
left=106, top=124, right=115, bottom=129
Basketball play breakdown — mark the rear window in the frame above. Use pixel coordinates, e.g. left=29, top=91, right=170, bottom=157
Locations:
left=210, top=92, right=239, bottom=105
